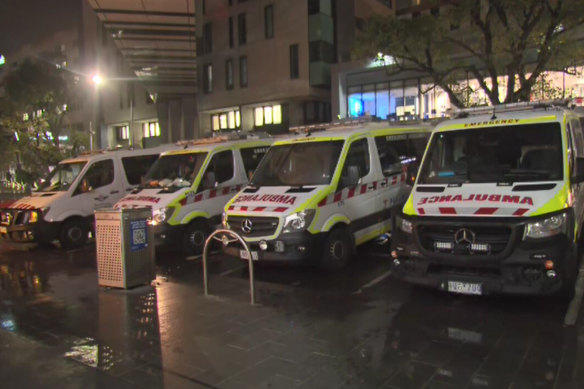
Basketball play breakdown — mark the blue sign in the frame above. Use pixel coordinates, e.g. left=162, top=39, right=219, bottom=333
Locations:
left=130, top=220, right=148, bottom=251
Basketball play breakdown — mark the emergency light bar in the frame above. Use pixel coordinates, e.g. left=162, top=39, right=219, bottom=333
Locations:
left=176, top=132, right=271, bottom=147
left=448, top=99, right=572, bottom=118
left=289, top=116, right=379, bottom=134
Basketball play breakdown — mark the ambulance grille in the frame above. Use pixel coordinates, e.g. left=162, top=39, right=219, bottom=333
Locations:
left=418, top=225, right=511, bottom=256
left=228, top=216, right=279, bottom=237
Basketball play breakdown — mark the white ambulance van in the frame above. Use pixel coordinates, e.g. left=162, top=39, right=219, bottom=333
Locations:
left=114, top=135, right=273, bottom=255
left=0, top=145, right=177, bottom=248
left=391, top=101, right=584, bottom=297
left=222, top=119, right=433, bottom=269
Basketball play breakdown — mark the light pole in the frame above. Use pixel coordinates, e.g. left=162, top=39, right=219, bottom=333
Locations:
left=90, top=74, right=103, bottom=151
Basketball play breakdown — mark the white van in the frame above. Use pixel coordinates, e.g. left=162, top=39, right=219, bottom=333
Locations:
left=222, top=119, right=433, bottom=269
left=0, top=145, right=177, bottom=248
left=391, top=101, right=584, bottom=297
left=114, top=135, right=273, bottom=255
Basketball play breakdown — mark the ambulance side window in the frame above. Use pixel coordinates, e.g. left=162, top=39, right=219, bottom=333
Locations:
left=572, top=119, right=584, bottom=158
left=240, top=146, right=268, bottom=181
left=375, top=136, right=405, bottom=177
left=75, top=159, right=114, bottom=195
left=340, top=138, right=370, bottom=188
left=200, top=150, right=234, bottom=191
left=408, top=134, right=430, bottom=162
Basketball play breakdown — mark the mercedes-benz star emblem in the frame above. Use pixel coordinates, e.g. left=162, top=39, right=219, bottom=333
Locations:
left=242, top=219, right=253, bottom=233
left=454, top=228, right=475, bottom=244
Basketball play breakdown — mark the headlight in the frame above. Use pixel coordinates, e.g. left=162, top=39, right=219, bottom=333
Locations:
left=29, top=207, right=49, bottom=224
left=524, top=213, right=567, bottom=239
left=152, top=207, right=174, bottom=226
left=396, top=216, right=413, bottom=234
left=282, top=209, right=316, bottom=234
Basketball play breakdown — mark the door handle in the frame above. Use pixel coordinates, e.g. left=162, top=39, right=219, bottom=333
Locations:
left=94, top=195, right=109, bottom=201
left=110, top=190, right=120, bottom=194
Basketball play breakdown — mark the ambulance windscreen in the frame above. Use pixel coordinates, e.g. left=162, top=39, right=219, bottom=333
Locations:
left=251, top=141, right=344, bottom=186
left=418, top=123, right=563, bottom=185
left=36, top=161, right=87, bottom=192
left=143, top=152, right=208, bottom=188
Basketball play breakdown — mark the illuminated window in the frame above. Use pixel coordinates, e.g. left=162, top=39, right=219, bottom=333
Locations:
left=143, top=121, right=160, bottom=138
left=212, top=115, right=220, bottom=131
left=254, top=107, right=264, bottom=127
left=118, top=125, right=130, bottom=140
left=254, top=104, right=282, bottom=127
left=22, top=113, right=29, bottom=121
left=211, top=110, right=241, bottom=131
left=273, top=105, right=282, bottom=124
left=228, top=111, right=236, bottom=129
left=264, top=106, right=273, bottom=124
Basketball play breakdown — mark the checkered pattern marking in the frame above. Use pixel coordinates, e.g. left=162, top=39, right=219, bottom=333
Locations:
left=179, top=184, right=243, bottom=206
left=318, top=173, right=405, bottom=208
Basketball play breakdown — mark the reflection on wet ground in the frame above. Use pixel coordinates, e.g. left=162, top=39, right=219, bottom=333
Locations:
left=0, top=242, right=583, bottom=388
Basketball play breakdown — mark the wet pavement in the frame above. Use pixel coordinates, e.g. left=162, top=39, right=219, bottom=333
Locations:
left=1, top=241, right=584, bottom=388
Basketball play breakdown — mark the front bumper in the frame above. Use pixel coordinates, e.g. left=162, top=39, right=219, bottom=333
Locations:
left=0, top=217, right=60, bottom=244
left=390, top=213, right=576, bottom=296
left=222, top=230, right=325, bottom=264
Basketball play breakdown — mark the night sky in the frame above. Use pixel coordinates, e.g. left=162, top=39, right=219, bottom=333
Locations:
left=0, top=0, right=80, bottom=58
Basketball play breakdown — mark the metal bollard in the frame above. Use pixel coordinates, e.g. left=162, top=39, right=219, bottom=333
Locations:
left=202, top=229, right=256, bottom=305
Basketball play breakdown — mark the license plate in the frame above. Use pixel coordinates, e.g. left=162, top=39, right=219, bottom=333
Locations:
left=240, top=250, right=258, bottom=261
left=447, top=281, right=482, bottom=295
left=0, top=226, right=6, bottom=234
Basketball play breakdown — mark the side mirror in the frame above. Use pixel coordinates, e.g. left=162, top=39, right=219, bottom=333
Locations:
left=572, top=157, right=584, bottom=184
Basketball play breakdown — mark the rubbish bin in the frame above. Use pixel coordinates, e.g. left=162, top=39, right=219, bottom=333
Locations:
left=94, top=207, right=155, bottom=289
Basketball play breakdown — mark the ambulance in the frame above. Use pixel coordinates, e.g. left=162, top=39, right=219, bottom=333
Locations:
left=222, top=119, right=433, bottom=269
left=114, top=134, right=273, bottom=255
left=391, top=101, right=584, bottom=297
left=0, top=145, right=177, bottom=248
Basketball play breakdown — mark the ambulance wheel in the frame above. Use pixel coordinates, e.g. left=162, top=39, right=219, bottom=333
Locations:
left=59, top=218, right=88, bottom=249
left=320, top=227, right=352, bottom=271
left=182, top=220, right=209, bottom=256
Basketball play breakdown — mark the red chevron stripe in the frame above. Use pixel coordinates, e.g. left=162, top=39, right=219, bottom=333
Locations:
left=474, top=207, right=498, bottom=215
left=439, top=207, right=456, bottom=215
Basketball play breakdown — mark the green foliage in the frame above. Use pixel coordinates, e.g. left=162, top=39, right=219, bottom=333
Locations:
left=355, top=0, right=584, bottom=107
left=0, top=57, right=85, bottom=183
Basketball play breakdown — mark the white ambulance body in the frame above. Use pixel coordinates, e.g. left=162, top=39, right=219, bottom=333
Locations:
left=391, top=101, right=584, bottom=297
left=0, top=145, right=177, bottom=248
left=223, top=120, right=433, bottom=269
left=114, top=135, right=273, bottom=255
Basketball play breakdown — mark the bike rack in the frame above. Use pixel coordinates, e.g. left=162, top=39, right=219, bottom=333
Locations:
left=202, top=229, right=256, bottom=305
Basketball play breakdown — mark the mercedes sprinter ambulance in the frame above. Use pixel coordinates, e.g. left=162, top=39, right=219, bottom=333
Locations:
left=114, top=135, right=273, bottom=255
left=391, top=101, right=584, bottom=297
left=223, top=119, right=433, bottom=269
left=0, top=145, right=177, bottom=248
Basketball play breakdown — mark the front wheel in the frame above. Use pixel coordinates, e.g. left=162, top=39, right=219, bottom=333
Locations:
left=320, top=227, right=353, bottom=270
left=182, top=220, right=209, bottom=256
left=59, top=218, right=89, bottom=249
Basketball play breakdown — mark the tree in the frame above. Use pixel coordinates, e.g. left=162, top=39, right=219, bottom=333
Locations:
left=0, top=56, right=85, bottom=182
left=355, top=0, right=584, bottom=108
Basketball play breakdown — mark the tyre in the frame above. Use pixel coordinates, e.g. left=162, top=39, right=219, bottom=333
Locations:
left=320, top=227, right=353, bottom=270
left=182, top=220, right=209, bottom=256
left=59, top=218, right=88, bottom=249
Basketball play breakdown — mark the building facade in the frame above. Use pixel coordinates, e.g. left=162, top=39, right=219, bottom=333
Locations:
left=194, top=0, right=392, bottom=135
